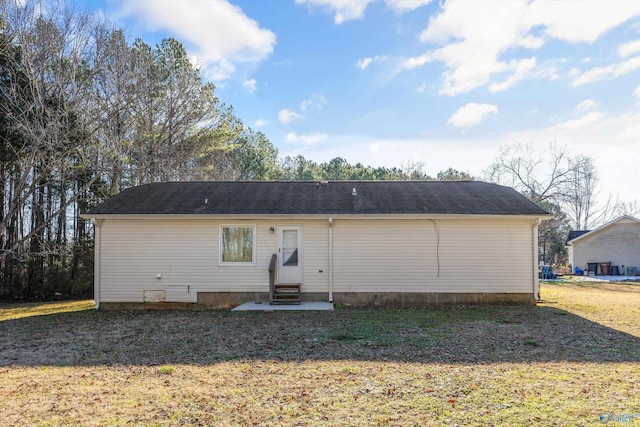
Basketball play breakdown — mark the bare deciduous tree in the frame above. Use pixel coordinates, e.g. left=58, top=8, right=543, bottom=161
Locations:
left=0, top=1, right=248, bottom=297
left=0, top=1, right=103, bottom=261
left=485, top=142, right=575, bottom=204
left=613, top=200, right=640, bottom=218
left=561, top=155, right=624, bottom=229
left=486, top=142, right=632, bottom=230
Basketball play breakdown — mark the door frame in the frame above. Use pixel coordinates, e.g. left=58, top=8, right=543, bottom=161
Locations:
left=277, top=225, right=303, bottom=284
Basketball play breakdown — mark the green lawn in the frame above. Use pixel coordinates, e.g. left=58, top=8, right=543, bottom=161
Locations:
left=1, top=283, right=639, bottom=426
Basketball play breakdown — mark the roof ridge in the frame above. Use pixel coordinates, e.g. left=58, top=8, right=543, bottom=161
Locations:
left=161, top=180, right=481, bottom=184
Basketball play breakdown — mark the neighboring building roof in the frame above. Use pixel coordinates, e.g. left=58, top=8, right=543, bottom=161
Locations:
left=566, top=215, right=640, bottom=245
left=566, top=230, right=590, bottom=245
left=86, top=181, right=550, bottom=217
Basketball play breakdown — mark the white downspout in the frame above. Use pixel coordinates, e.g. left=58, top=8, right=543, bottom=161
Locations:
left=328, top=217, right=333, bottom=303
left=91, top=218, right=102, bottom=309
left=533, top=219, right=540, bottom=301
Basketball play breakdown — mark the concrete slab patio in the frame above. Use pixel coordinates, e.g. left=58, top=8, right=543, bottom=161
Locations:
left=231, top=301, right=334, bottom=311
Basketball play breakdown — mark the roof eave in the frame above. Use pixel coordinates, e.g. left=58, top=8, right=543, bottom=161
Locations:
left=81, top=212, right=551, bottom=221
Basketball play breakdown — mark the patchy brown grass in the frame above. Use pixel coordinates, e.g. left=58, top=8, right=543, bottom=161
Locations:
left=0, top=300, right=94, bottom=322
left=1, top=283, right=639, bottom=426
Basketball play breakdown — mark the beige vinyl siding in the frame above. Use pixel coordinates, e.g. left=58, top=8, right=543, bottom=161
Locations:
left=98, top=216, right=536, bottom=302
left=98, top=219, right=329, bottom=303
left=332, top=218, right=535, bottom=293
left=572, top=219, right=640, bottom=271
left=300, top=220, right=330, bottom=293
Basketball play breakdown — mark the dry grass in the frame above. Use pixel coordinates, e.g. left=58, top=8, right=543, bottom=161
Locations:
left=0, top=300, right=94, bottom=322
left=1, top=283, right=639, bottom=426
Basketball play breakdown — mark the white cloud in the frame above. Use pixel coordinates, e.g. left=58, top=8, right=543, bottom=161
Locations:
left=295, top=0, right=371, bottom=24
left=368, top=142, right=382, bottom=153
left=418, top=1, right=535, bottom=95
left=285, top=132, right=328, bottom=145
left=400, top=53, right=432, bottom=70
left=278, top=109, right=304, bottom=124
left=573, top=56, right=640, bottom=86
left=300, top=94, right=328, bottom=111
left=617, top=112, right=640, bottom=140
left=448, top=103, right=498, bottom=129
left=357, top=57, right=373, bottom=70
left=204, top=59, right=237, bottom=81
left=576, top=99, right=599, bottom=111
left=618, top=40, right=640, bottom=57
left=532, top=59, right=564, bottom=81
left=296, top=0, right=432, bottom=24
left=489, top=58, right=536, bottom=92
left=277, top=94, right=327, bottom=126
left=243, top=79, right=257, bottom=93
left=525, top=1, right=640, bottom=44
left=412, top=0, right=640, bottom=95
left=518, top=35, right=545, bottom=49
left=635, top=85, right=640, bottom=103
left=116, top=0, right=276, bottom=80
left=253, top=118, right=268, bottom=127
left=555, top=112, right=604, bottom=130
left=384, top=0, right=433, bottom=12
left=416, top=82, right=427, bottom=92
left=356, top=55, right=393, bottom=71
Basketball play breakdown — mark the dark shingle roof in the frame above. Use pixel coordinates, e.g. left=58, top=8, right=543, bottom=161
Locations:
left=566, top=230, right=591, bottom=245
left=86, top=181, right=549, bottom=216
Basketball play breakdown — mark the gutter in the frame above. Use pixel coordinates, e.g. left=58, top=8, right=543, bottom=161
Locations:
left=90, top=218, right=102, bottom=309
left=81, top=213, right=553, bottom=221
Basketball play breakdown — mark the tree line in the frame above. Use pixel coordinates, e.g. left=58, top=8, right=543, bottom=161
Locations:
left=0, top=2, right=255, bottom=299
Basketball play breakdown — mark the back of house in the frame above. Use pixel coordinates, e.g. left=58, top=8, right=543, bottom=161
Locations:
left=83, top=180, right=550, bottom=308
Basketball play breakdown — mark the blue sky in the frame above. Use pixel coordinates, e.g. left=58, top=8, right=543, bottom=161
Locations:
left=92, top=0, right=640, bottom=201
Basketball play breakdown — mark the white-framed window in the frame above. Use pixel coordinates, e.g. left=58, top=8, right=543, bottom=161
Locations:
left=219, top=225, right=256, bottom=266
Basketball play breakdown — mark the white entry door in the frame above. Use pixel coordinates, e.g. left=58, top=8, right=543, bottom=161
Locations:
left=277, top=225, right=303, bottom=284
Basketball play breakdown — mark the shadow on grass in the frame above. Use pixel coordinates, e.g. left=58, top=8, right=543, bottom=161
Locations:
left=1, top=302, right=638, bottom=367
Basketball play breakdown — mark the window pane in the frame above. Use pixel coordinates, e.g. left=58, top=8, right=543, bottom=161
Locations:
left=282, top=230, right=298, bottom=266
left=222, top=227, right=253, bottom=263
left=283, top=230, right=297, bottom=250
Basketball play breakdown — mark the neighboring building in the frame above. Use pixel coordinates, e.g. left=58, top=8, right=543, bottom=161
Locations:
left=566, top=216, right=640, bottom=276
left=82, top=181, right=550, bottom=308
left=564, top=230, right=591, bottom=273
left=566, top=230, right=591, bottom=244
